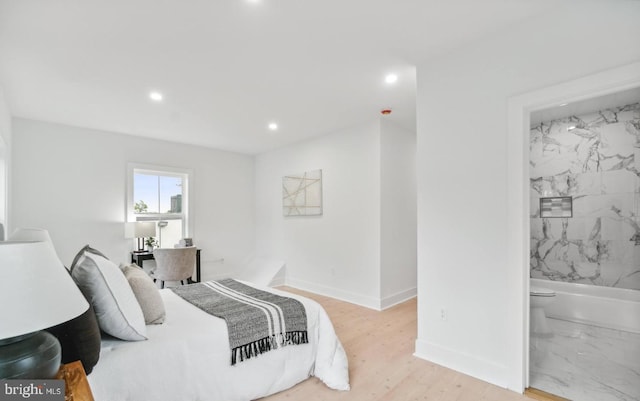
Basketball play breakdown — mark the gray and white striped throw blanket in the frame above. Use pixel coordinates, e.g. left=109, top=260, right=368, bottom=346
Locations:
left=171, top=279, right=308, bottom=365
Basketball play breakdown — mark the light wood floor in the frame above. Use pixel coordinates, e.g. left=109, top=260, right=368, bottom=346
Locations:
left=261, top=287, right=544, bottom=401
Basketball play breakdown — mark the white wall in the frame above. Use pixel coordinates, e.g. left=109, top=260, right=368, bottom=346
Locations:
left=0, top=87, right=10, bottom=237
left=415, top=1, right=640, bottom=391
left=255, top=121, right=383, bottom=308
left=11, top=118, right=255, bottom=272
left=255, top=119, right=417, bottom=309
left=380, top=119, right=416, bottom=307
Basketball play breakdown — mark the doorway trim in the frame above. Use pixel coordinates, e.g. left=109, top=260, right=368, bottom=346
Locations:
left=506, top=61, right=640, bottom=391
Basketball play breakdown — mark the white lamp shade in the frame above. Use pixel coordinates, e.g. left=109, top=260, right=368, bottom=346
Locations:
left=8, top=228, right=65, bottom=268
left=124, top=221, right=156, bottom=238
left=9, top=228, right=54, bottom=243
left=0, top=241, right=89, bottom=340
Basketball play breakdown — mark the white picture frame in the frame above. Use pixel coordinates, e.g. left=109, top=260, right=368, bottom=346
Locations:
left=282, top=169, right=323, bottom=216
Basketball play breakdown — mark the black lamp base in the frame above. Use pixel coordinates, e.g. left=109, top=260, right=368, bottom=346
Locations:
left=0, top=331, right=61, bottom=379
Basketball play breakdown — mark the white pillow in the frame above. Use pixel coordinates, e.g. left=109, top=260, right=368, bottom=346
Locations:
left=70, top=246, right=147, bottom=341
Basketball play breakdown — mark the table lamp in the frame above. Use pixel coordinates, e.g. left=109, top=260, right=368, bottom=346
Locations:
left=9, top=227, right=55, bottom=244
left=124, top=221, right=156, bottom=252
left=0, top=240, right=89, bottom=379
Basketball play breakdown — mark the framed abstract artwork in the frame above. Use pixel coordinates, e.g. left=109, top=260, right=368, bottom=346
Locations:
left=540, top=196, right=572, bottom=218
left=282, top=169, right=322, bottom=216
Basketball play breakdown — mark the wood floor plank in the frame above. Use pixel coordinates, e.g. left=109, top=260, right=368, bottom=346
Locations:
left=259, top=286, right=542, bottom=401
left=524, top=387, right=570, bottom=401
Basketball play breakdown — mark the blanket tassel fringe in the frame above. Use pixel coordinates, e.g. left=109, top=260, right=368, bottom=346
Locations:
left=231, top=331, right=308, bottom=365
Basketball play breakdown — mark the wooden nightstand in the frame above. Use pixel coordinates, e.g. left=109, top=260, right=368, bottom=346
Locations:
left=56, top=361, right=95, bottom=401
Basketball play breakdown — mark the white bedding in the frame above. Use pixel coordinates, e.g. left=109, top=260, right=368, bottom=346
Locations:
left=87, top=283, right=350, bottom=401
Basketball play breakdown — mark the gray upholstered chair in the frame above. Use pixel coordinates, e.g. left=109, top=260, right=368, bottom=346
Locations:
left=151, top=247, right=197, bottom=289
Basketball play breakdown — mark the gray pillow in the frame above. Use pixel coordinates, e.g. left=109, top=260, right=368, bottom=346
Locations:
left=70, top=246, right=147, bottom=341
left=120, top=263, right=166, bottom=324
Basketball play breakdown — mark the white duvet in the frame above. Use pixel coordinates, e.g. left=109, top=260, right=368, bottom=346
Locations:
left=88, top=284, right=350, bottom=401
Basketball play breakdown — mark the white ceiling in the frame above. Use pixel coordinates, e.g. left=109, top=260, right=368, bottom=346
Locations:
left=0, top=0, right=572, bottom=154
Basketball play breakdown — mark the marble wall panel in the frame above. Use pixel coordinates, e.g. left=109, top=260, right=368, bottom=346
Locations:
left=601, top=169, right=639, bottom=194
left=564, top=217, right=594, bottom=241
left=600, top=214, right=636, bottom=241
left=600, top=123, right=635, bottom=171
left=530, top=102, right=640, bottom=291
left=531, top=218, right=543, bottom=239
left=531, top=172, right=602, bottom=198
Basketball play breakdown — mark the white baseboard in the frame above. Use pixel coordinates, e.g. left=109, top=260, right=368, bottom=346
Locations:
left=269, top=269, right=286, bottom=287
left=285, top=277, right=382, bottom=310
left=285, top=277, right=416, bottom=310
left=381, top=287, right=417, bottom=309
left=414, top=338, right=510, bottom=390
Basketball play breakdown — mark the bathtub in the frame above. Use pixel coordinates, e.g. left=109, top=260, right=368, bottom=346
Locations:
left=530, top=278, right=640, bottom=334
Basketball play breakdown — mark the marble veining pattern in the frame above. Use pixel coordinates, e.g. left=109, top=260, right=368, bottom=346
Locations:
left=530, top=318, right=640, bottom=401
left=530, top=102, right=640, bottom=290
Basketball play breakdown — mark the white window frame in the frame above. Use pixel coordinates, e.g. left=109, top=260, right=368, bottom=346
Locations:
left=126, top=163, right=193, bottom=239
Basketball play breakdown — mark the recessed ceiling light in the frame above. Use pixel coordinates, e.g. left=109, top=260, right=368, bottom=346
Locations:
left=385, top=74, right=398, bottom=84
left=149, top=91, right=163, bottom=102
left=559, top=103, right=568, bottom=106
left=268, top=122, right=278, bottom=131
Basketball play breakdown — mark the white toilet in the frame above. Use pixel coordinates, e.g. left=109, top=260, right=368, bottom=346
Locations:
left=530, top=286, right=556, bottom=337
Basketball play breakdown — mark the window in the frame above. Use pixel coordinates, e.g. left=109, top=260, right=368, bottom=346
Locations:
left=127, top=164, right=192, bottom=248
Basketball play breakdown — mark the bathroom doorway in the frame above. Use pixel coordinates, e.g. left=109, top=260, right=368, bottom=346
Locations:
left=506, top=61, right=640, bottom=397
left=526, top=87, right=640, bottom=401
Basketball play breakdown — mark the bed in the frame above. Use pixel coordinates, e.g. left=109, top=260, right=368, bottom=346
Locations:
left=56, top=244, right=350, bottom=400
left=86, top=282, right=350, bottom=400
